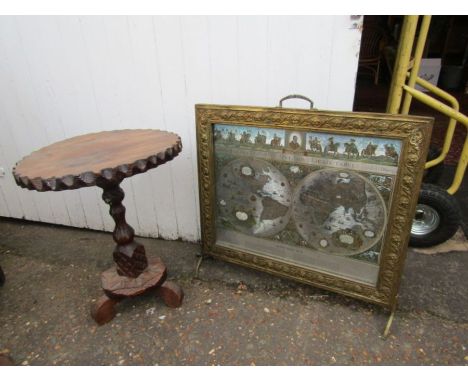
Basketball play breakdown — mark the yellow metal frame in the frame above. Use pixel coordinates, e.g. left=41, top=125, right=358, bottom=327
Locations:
left=386, top=15, right=467, bottom=195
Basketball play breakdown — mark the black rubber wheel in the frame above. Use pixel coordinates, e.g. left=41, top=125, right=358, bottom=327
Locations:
left=423, top=145, right=444, bottom=184
left=410, top=183, right=461, bottom=247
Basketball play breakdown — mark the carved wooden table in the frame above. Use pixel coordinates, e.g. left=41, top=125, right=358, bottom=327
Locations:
left=13, top=129, right=184, bottom=325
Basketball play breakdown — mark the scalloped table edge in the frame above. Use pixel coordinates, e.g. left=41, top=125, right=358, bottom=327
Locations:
left=12, top=140, right=182, bottom=192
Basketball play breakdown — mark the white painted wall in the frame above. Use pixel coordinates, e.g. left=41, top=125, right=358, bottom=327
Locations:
left=0, top=16, right=362, bottom=241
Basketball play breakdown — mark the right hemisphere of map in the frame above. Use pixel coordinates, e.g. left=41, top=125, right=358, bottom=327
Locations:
left=292, top=168, right=387, bottom=256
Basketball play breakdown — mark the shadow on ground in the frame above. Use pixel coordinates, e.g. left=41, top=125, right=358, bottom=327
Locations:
left=0, top=219, right=467, bottom=365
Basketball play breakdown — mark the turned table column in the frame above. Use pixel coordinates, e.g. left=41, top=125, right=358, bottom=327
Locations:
left=100, top=180, right=148, bottom=277
left=13, top=129, right=184, bottom=325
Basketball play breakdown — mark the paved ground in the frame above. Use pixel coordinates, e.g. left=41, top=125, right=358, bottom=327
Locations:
left=0, top=219, right=467, bottom=365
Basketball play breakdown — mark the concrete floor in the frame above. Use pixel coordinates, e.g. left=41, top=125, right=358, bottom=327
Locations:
left=0, top=218, right=467, bottom=365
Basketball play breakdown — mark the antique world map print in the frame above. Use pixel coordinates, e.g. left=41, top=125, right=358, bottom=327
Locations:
left=213, top=123, right=403, bottom=286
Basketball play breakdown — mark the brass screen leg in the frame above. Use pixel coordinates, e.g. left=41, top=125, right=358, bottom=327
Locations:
left=194, top=255, right=204, bottom=278
left=382, top=301, right=398, bottom=339
left=194, top=252, right=211, bottom=279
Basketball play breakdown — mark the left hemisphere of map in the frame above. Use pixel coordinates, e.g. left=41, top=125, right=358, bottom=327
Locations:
left=216, top=158, right=292, bottom=237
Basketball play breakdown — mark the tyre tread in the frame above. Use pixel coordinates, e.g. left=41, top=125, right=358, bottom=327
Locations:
left=410, top=183, right=460, bottom=247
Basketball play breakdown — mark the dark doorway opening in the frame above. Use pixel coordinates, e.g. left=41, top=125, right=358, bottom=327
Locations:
left=353, top=15, right=468, bottom=165
left=353, top=15, right=468, bottom=234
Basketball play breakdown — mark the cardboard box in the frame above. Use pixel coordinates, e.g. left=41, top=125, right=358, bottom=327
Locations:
left=416, top=58, right=442, bottom=92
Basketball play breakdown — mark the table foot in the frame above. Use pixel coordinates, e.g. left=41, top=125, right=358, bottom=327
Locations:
left=155, top=280, right=184, bottom=308
left=91, top=256, right=183, bottom=325
left=0, top=265, right=5, bottom=287
left=91, top=295, right=119, bottom=326
left=0, top=354, right=15, bottom=366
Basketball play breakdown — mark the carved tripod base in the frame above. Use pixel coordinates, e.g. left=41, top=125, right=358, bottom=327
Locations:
left=91, top=256, right=184, bottom=325
left=91, top=181, right=183, bottom=325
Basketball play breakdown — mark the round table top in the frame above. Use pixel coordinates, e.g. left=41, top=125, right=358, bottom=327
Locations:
left=13, top=129, right=182, bottom=191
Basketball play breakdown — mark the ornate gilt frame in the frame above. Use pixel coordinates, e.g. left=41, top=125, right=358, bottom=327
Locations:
left=195, top=104, right=433, bottom=309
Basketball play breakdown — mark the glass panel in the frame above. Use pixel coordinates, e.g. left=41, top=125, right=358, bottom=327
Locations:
left=213, top=123, right=402, bottom=286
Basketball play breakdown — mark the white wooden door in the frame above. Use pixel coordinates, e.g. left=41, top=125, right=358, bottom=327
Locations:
left=0, top=16, right=362, bottom=241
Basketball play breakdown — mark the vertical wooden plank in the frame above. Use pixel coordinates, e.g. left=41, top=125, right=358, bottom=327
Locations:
left=208, top=16, right=240, bottom=104
left=152, top=16, right=199, bottom=241
left=24, top=16, right=88, bottom=228
left=265, top=17, right=296, bottom=107
left=78, top=15, right=133, bottom=233
left=126, top=16, right=179, bottom=240
left=79, top=16, right=122, bottom=233
left=179, top=15, right=215, bottom=240
left=180, top=16, right=213, bottom=105
left=290, top=16, right=334, bottom=109
left=0, top=143, right=13, bottom=218
left=15, top=16, right=88, bottom=227
left=0, top=102, right=34, bottom=221
left=0, top=184, right=10, bottom=218
left=0, top=17, right=53, bottom=223
left=100, top=15, right=168, bottom=238
left=13, top=16, right=73, bottom=225
left=266, top=16, right=334, bottom=109
left=56, top=16, right=107, bottom=231
left=125, top=15, right=166, bottom=238
left=0, top=108, right=24, bottom=219
left=327, top=15, right=362, bottom=111
left=237, top=16, right=269, bottom=105
left=98, top=16, right=142, bottom=235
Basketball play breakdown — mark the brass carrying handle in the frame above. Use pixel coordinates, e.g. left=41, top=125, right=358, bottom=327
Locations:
left=278, top=94, right=314, bottom=109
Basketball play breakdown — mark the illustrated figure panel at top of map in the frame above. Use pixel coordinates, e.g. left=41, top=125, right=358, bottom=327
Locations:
left=214, top=124, right=402, bottom=166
